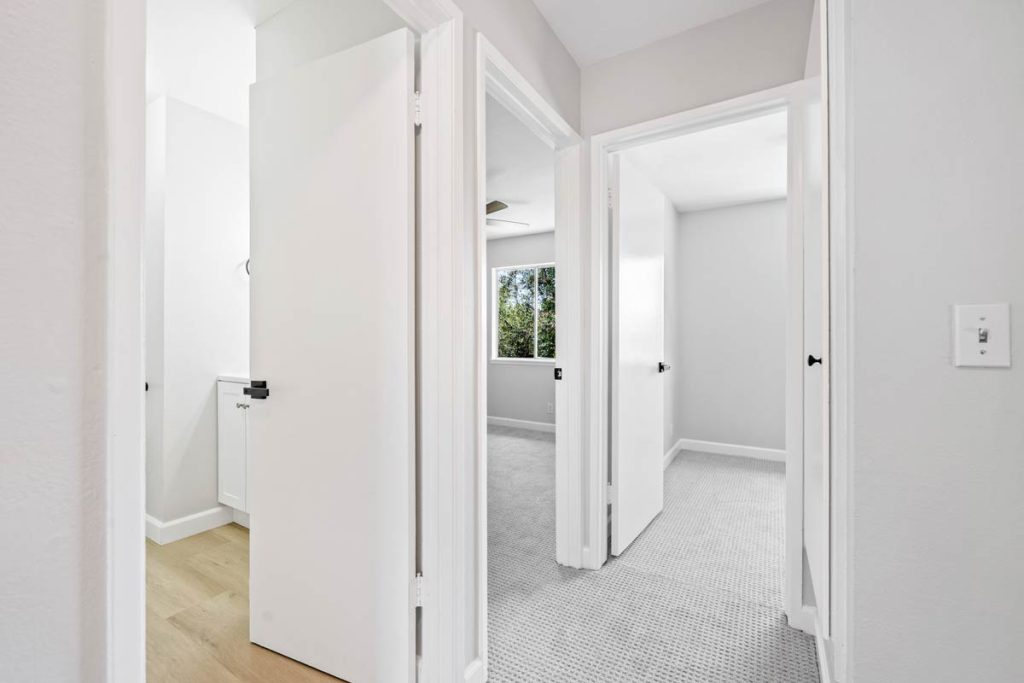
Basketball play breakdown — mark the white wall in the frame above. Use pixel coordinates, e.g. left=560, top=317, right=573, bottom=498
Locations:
left=0, top=0, right=109, bottom=678
left=146, top=0, right=253, bottom=525
left=254, top=0, right=405, bottom=81
left=671, top=200, right=788, bottom=451
left=147, top=0, right=255, bottom=125
left=487, top=233, right=556, bottom=425
left=580, top=0, right=813, bottom=135
left=848, top=2, right=1024, bottom=681
left=146, top=98, right=250, bottom=522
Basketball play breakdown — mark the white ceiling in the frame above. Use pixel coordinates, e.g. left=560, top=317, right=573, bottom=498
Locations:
left=620, top=110, right=787, bottom=213
left=531, top=0, right=776, bottom=66
left=485, top=95, right=555, bottom=240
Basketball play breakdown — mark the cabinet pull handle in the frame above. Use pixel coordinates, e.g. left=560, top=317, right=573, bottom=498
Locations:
left=236, top=402, right=250, bottom=409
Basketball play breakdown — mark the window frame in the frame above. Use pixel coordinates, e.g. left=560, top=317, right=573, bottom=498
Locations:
left=490, top=261, right=556, bottom=364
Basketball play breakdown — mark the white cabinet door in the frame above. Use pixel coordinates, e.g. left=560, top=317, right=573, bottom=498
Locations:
left=217, top=380, right=248, bottom=512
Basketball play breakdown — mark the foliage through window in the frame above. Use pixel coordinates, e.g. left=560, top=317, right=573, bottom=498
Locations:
left=495, top=264, right=555, bottom=359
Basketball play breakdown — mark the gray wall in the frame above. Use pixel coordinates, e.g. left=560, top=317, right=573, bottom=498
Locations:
left=580, top=0, right=813, bottom=135
left=848, top=2, right=1024, bottom=680
left=487, top=232, right=556, bottom=425
left=670, top=200, right=788, bottom=451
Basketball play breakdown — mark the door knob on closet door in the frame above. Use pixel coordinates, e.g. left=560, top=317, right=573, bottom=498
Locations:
left=807, top=355, right=823, bottom=367
left=659, top=362, right=671, bottom=373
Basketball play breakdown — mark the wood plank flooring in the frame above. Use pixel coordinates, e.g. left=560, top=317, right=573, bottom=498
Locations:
left=147, top=524, right=341, bottom=682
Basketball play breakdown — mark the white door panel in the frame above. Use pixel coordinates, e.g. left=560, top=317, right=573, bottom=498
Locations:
left=611, top=156, right=666, bottom=556
left=248, top=28, right=415, bottom=682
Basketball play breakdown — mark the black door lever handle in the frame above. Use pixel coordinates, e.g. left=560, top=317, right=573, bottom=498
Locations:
left=659, top=362, right=671, bottom=373
left=807, top=355, right=822, bottom=367
left=244, top=380, right=269, bottom=399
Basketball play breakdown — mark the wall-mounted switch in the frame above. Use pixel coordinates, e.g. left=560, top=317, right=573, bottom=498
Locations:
left=954, top=303, right=1010, bottom=367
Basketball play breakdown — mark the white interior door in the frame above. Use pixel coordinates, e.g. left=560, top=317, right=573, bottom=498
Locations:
left=798, top=84, right=831, bottom=635
left=247, top=28, right=415, bottom=682
left=610, top=156, right=666, bottom=556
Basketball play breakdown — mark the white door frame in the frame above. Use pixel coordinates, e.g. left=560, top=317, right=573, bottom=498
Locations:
left=472, top=30, right=584, bottom=680
left=104, top=0, right=466, bottom=680
left=823, top=0, right=852, bottom=676
left=587, top=80, right=822, bottom=631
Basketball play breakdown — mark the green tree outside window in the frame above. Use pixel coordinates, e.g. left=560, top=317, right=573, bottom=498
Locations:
left=495, top=264, right=555, bottom=359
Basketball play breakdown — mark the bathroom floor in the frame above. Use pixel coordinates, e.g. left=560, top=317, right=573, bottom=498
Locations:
left=146, top=524, right=340, bottom=682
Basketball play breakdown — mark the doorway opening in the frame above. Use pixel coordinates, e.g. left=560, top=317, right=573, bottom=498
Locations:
left=581, top=79, right=829, bottom=678
left=483, top=90, right=560, bottom=676
left=473, top=35, right=584, bottom=680
left=143, top=1, right=428, bottom=680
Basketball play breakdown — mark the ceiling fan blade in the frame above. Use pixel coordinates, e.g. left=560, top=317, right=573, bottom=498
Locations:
left=485, top=200, right=509, bottom=215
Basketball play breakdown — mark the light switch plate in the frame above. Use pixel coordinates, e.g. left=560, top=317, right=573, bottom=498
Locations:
left=954, top=303, right=1011, bottom=367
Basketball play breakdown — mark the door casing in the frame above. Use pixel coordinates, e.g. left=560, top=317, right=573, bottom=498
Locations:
left=104, top=0, right=467, bottom=681
left=587, top=80, right=826, bottom=639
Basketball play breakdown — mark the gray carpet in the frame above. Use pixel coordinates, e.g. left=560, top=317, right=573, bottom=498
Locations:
left=487, top=426, right=819, bottom=682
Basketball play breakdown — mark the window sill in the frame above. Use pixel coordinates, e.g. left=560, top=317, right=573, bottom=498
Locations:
left=489, top=357, right=556, bottom=366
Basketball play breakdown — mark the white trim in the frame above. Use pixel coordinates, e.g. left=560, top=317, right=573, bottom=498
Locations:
left=475, top=33, right=584, bottom=683
left=675, top=439, right=787, bottom=463
left=232, top=510, right=250, bottom=528
left=825, top=0, right=852, bottom=676
left=663, top=441, right=683, bottom=470
left=106, top=0, right=146, bottom=679
left=408, top=5, right=467, bottom=683
left=488, top=357, right=555, bottom=366
left=144, top=507, right=234, bottom=546
left=487, top=416, right=556, bottom=433
left=109, top=1, right=466, bottom=680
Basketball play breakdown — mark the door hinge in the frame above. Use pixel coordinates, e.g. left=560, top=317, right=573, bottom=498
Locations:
left=415, top=573, right=425, bottom=608
left=414, top=91, right=423, bottom=128
left=607, top=187, right=613, bottom=209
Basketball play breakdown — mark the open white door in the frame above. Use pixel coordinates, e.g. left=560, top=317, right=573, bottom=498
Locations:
left=798, top=84, right=831, bottom=636
left=247, top=28, right=416, bottom=682
left=610, top=156, right=666, bottom=556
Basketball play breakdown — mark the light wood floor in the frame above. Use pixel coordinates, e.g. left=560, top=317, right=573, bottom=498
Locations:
left=147, top=524, right=341, bottom=682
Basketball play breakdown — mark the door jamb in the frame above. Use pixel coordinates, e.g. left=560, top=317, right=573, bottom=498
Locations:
left=473, top=30, right=584, bottom=681
left=104, top=1, right=465, bottom=681
left=586, top=82, right=820, bottom=628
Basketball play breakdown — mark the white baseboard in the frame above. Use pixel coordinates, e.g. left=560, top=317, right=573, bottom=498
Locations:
left=145, top=505, right=234, bottom=545
left=676, top=438, right=786, bottom=463
left=232, top=509, right=250, bottom=528
left=487, top=415, right=555, bottom=433
left=663, top=441, right=684, bottom=469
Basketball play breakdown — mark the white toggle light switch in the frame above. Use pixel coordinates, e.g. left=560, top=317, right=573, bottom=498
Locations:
left=954, top=303, right=1011, bottom=367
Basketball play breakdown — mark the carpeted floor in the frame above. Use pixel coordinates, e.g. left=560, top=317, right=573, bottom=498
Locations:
left=487, top=425, right=819, bottom=683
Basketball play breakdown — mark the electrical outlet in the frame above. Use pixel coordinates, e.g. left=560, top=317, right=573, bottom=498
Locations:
left=546, top=402, right=554, bottom=414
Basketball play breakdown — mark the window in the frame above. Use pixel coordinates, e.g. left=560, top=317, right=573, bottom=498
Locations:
left=493, top=263, right=555, bottom=360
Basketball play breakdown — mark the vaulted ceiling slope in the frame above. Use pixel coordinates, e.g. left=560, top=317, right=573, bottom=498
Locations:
left=531, top=0, right=778, bottom=66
